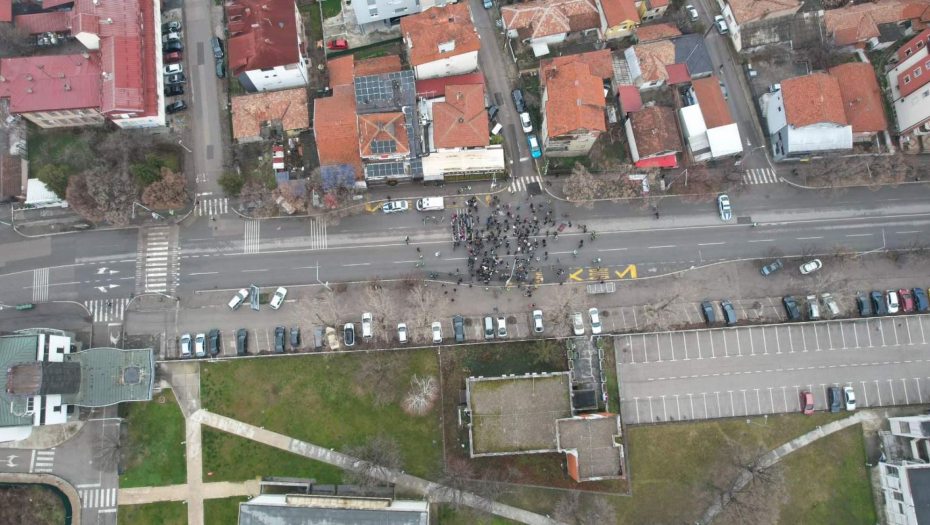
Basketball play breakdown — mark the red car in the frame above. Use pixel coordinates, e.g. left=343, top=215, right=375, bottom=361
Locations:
left=165, top=51, right=182, bottom=63
left=899, top=289, right=915, bottom=312
left=800, top=391, right=814, bottom=414
left=327, top=38, right=348, bottom=50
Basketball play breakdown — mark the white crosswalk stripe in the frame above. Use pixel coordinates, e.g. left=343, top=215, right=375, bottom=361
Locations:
left=84, top=298, right=129, bottom=323
left=144, top=228, right=172, bottom=293
left=79, top=488, right=117, bottom=509
left=197, top=197, right=229, bottom=216
left=31, top=449, right=55, bottom=473
left=244, top=220, right=261, bottom=254
left=742, top=168, right=781, bottom=185
left=32, top=267, right=49, bottom=302
left=510, top=175, right=541, bottom=193
left=309, top=218, right=327, bottom=250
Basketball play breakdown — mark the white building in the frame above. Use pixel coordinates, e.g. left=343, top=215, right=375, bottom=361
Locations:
left=764, top=73, right=852, bottom=160
left=227, top=0, right=309, bottom=93
left=679, top=76, right=741, bottom=161
left=879, top=415, right=930, bottom=525
left=400, top=4, right=480, bottom=80
left=718, top=0, right=801, bottom=52
left=888, top=43, right=930, bottom=137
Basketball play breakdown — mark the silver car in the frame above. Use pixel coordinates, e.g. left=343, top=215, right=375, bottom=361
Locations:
left=717, top=194, right=732, bottom=221
left=180, top=333, right=192, bottom=358
left=589, top=308, right=602, bottom=335
left=572, top=312, right=584, bottom=336
left=381, top=200, right=408, bottom=213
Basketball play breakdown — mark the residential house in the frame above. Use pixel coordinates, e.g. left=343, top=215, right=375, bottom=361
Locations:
left=354, top=69, right=422, bottom=183
left=502, top=0, right=602, bottom=56
left=824, top=0, right=930, bottom=49
left=680, top=76, right=741, bottom=161
left=314, top=57, right=363, bottom=186
left=877, top=414, right=930, bottom=525
left=352, top=0, right=453, bottom=34
left=227, top=0, right=309, bottom=93
left=617, top=84, right=643, bottom=116
left=764, top=73, right=852, bottom=160
left=888, top=41, right=930, bottom=136
left=239, top=491, right=429, bottom=523
left=633, top=21, right=680, bottom=42
left=598, top=0, right=640, bottom=39
left=636, top=0, right=669, bottom=22
left=0, top=0, right=10, bottom=22
left=625, top=105, right=682, bottom=167
left=415, top=71, right=485, bottom=98
left=539, top=50, right=612, bottom=156
left=623, top=33, right=713, bottom=90
left=827, top=62, right=887, bottom=141
left=400, top=3, right=480, bottom=80
left=2, top=0, right=163, bottom=129
left=231, top=88, right=309, bottom=143
left=719, top=0, right=802, bottom=52
left=893, top=28, right=930, bottom=64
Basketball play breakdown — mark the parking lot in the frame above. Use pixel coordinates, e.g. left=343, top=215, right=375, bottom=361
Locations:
left=616, top=314, right=930, bottom=424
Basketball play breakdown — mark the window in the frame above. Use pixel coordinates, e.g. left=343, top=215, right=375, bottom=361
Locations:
left=893, top=491, right=905, bottom=502
left=395, top=6, right=406, bottom=12
left=905, top=75, right=911, bottom=84
left=886, top=465, right=899, bottom=478
left=48, top=111, right=59, bottom=116
left=919, top=40, right=925, bottom=49
left=907, top=48, right=914, bottom=56
left=914, top=67, right=922, bottom=78
left=925, top=60, right=930, bottom=70
left=924, top=90, right=929, bottom=98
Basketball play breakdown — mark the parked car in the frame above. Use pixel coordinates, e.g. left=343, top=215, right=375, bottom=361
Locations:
left=314, top=326, right=324, bottom=350
left=194, top=332, right=206, bottom=357
left=269, top=286, right=288, bottom=309
left=887, top=290, right=900, bottom=314
left=714, top=15, right=728, bottom=33
left=164, top=51, right=182, bottom=63
left=827, top=386, right=841, bottom=412
left=162, top=32, right=181, bottom=44
left=717, top=194, right=732, bottom=221
left=496, top=316, right=507, bottom=337
left=821, top=293, right=840, bottom=316
left=326, top=327, right=341, bottom=351
left=274, top=326, right=285, bottom=353
left=701, top=300, right=716, bottom=324
left=483, top=316, right=494, bottom=339
left=397, top=323, right=408, bottom=343
left=362, top=312, right=373, bottom=340
left=211, top=36, right=225, bottom=58
left=483, top=0, right=492, bottom=8
left=806, top=295, right=820, bottom=320
left=453, top=315, right=465, bottom=342
left=163, top=63, right=183, bottom=75
left=344, top=323, right=355, bottom=346
left=290, top=327, right=300, bottom=348
left=899, top=288, right=915, bottom=312
left=236, top=328, right=248, bottom=355
left=208, top=329, right=220, bottom=357
left=915, top=287, right=929, bottom=312
left=843, top=386, right=856, bottom=411
left=487, top=105, right=499, bottom=121
left=327, top=38, right=348, bottom=50
left=162, top=20, right=182, bottom=32
left=228, top=288, right=249, bottom=310
left=572, top=311, right=585, bottom=336
left=721, top=300, right=737, bottom=326
left=532, top=309, right=544, bottom=333
left=685, top=4, right=698, bottom=20
left=166, top=100, right=187, bottom=114
left=527, top=134, right=541, bottom=158
left=760, top=259, right=783, bottom=276
left=856, top=292, right=871, bottom=316
left=801, top=391, right=814, bottom=414
left=180, top=333, right=192, bottom=358
left=381, top=200, right=408, bottom=213
left=589, top=308, right=602, bottom=335
left=215, top=59, right=225, bottom=78
left=519, top=112, right=532, bottom=133
left=166, top=73, right=186, bottom=85
left=431, top=321, right=442, bottom=344
left=783, top=295, right=800, bottom=320
left=799, top=259, right=822, bottom=275
left=164, top=84, right=184, bottom=97
left=871, top=291, right=888, bottom=315
left=512, top=88, right=526, bottom=112
left=163, top=41, right=183, bottom=53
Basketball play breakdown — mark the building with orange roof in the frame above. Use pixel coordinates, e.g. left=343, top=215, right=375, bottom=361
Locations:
left=719, top=0, right=801, bottom=51
left=624, top=33, right=713, bottom=90
left=400, top=4, right=480, bottom=79
left=827, top=62, right=886, bottom=139
left=327, top=55, right=356, bottom=88
left=824, top=0, right=930, bottom=48
left=636, top=0, right=669, bottom=22
left=633, top=21, right=680, bottom=42
left=502, top=0, right=602, bottom=55
left=226, top=0, right=308, bottom=93
left=231, top=88, right=309, bottom=143
left=894, top=28, right=930, bottom=64
left=764, top=73, right=852, bottom=159
left=679, top=76, right=742, bottom=161
left=597, top=0, right=640, bottom=39
left=313, top=85, right=362, bottom=182
left=539, top=59, right=608, bottom=157
left=625, top=105, right=682, bottom=167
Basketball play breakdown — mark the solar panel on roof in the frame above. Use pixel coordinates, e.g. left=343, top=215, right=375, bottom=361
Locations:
left=370, top=139, right=397, bottom=154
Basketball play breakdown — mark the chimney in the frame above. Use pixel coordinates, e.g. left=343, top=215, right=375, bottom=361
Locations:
left=81, top=51, right=90, bottom=59
left=57, top=72, right=65, bottom=78
left=25, top=88, right=33, bottom=93
left=262, top=3, right=270, bottom=9
left=63, top=83, right=71, bottom=91
left=278, top=21, right=284, bottom=28
left=25, top=74, right=32, bottom=81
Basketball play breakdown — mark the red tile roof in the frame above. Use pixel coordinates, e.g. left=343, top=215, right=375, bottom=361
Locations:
left=633, top=22, right=680, bottom=42
left=617, top=84, right=642, bottom=113
left=645, top=0, right=669, bottom=7
left=232, top=88, right=309, bottom=139
left=601, top=0, right=640, bottom=27
left=0, top=54, right=103, bottom=113
left=631, top=40, right=675, bottom=82
left=355, top=55, right=402, bottom=76
left=828, top=62, right=887, bottom=133
left=726, top=0, right=799, bottom=24
left=227, top=0, right=301, bottom=74
left=896, top=52, right=930, bottom=97
left=665, top=62, right=689, bottom=84
left=781, top=73, right=847, bottom=128
left=629, top=105, right=681, bottom=158
left=543, top=60, right=606, bottom=137
left=401, top=4, right=480, bottom=67
left=825, top=0, right=930, bottom=46
left=314, top=85, right=362, bottom=178
left=328, top=55, right=355, bottom=88
left=0, top=0, right=10, bottom=23
left=502, top=0, right=600, bottom=40
left=691, top=76, right=732, bottom=129
left=13, top=12, right=72, bottom=34
left=897, top=28, right=930, bottom=62
left=416, top=72, right=485, bottom=97
left=358, top=112, right=409, bottom=156
left=431, top=83, right=488, bottom=149
left=540, top=49, right=613, bottom=86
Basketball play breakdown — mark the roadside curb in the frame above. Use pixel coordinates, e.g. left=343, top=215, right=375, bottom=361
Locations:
left=781, top=177, right=930, bottom=191
left=0, top=472, right=81, bottom=525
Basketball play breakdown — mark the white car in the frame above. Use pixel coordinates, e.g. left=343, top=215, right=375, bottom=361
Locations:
left=497, top=316, right=507, bottom=337
left=269, top=286, right=288, bottom=309
left=799, top=259, right=822, bottom=275
left=714, top=15, right=728, bottom=34
left=381, top=200, right=408, bottom=213
left=362, top=312, right=373, bottom=339
left=572, top=312, right=585, bottom=336
left=431, top=321, right=443, bottom=344
left=163, top=63, right=183, bottom=75
left=194, top=333, right=206, bottom=357
left=397, top=323, right=408, bottom=343
left=843, top=386, right=856, bottom=411
left=228, top=288, right=249, bottom=310
left=717, top=194, right=732, bottom=221
left=589, top=308, right=602, bottom=335
left=532, top=309, right=544, bottom=333
left=821, top=293, right=840, bottom=316
left=180, top=333, right=192, bottom=358
left=685, top=4, right=698, bottom=20
left=887, top=290, right=900, bottom=314
left=519, top=112, right=533, bottom=133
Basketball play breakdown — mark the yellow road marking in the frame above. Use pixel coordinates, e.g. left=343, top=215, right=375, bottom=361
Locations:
left=569, top=269, right=584, bottom=281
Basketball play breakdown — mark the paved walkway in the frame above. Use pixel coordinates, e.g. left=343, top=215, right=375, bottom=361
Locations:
left=698, top=410, right=881, bottom=524
left=118, top=480, right=259, bottom=504
left=161, top=362, right=205, bottom=525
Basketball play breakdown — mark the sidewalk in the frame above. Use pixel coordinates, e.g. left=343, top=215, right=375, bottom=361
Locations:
left=118, top=480, right=259, bottom=505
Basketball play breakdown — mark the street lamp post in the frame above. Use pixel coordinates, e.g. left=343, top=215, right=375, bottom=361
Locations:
left=133, top=201, right=164, bottom=220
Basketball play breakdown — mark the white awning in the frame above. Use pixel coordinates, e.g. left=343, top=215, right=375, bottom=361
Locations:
left=531, top=42, right=551, bottom=57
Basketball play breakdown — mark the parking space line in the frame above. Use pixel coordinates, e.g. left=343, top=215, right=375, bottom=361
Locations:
left=697, top=333, right=703, bottom=359
left=881, top=320, right=888, bottom=347
left=728, top=391, right=734, bottom=416
left=754, top=389, right=761, bottom=414
left=875, top=380, right=883, bottom=406
left=820, top=383, right=827, bottom=405
left=748, top=328, right=755, bottom=355
left=682, top=333, right=689, bottom=360
left=893, top=320, right=900, bottom=347
left=889, top=379, right=896, bottom=405
left=723, top=332, right=729, bottom=357
left=921, top=317, right=927, bottom=344
left=907, top=317, right=914, bottom=346
left=917, top=378, right=924, bottom=403
left=634, top=398, right=641, bottom=424
left=782, top=386, right=789, bottom=412
left=801, top=325, right=808, bottom=352
left=789, top=326, right=796, bottom=353
left=775, top=326, right=781, bottom=354
left=648, top=397, right=654, bottom=422
left=826, top=325, right=833, bottom=349
left=632, top=306, right=639, bottom=330
left=867, top=321, right=873, bottom=347
left=715, top=392, right=721, bottom=417
left=675, top=395, right=681, bottom=420
left=642, top=335, right=648, bottom=363
left=841, top=323, right=847, bottom=349
left=903, top=379, right=910, bottom=404
left=656, top=334, right=663, bottom=363
left=742, top=390, right=748, bottom=416
left=736, top=331, right=742, bottom=356
left=670, top=333, right=678, bottom=361
left=662, top=396, right=668, bottom=421
left=860, top=381, right=869, bottom=407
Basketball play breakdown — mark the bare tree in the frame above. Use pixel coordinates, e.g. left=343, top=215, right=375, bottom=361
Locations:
left=407, top=286, right=449, bottom=334
left=352, top=352, right=403, bottom=406
left=431, top=457, right=515, bottom=514
left=404, top=374, right=438, bottom=415
left=641, top=286, right=688, bottom=331
left=552, top=491, right=618, bottom=525
left=0, top=24, right=33, bottom=58
left=342, top=434, right=402, bottom=489
left=702, top=445, right=783, bottom=525
left=562, top=163, right=598, bottom=208
left=549, top=284, right=586, bottom=329
left=365, top=278, right=397, bottom=343
left=92, top=433, right=121, bottom=472
left=293, top=290, right=343, bottom=328
left=141, top=167, right=187, bottom=209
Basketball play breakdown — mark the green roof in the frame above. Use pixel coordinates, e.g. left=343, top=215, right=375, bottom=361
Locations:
left=0, top=335, right=41, bottom=428
left=64, top=348, right=154, bottom=407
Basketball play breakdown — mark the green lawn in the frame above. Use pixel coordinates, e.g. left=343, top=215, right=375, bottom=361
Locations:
left=118, top=501, right=187, bottom=525
left=204, top=496, right=248, bottom=525
left=777, top=424, right=875, bottom=524
left=321, top=0, right=341, bottom=17
left=118, top=389, right=187, bottom=488
left=432, top=503, right=520, bottom=524
left=201, top=349, right=443, bottom=480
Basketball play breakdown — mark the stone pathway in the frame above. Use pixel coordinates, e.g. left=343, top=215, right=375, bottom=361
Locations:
left=118, top=480, right=259, bottom=505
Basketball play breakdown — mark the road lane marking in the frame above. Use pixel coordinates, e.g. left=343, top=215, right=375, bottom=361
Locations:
left=747, top=239, right=773, bottom=242
left=698, top=242, right=725, bottom=246
left=846, top=233, right=873, bottom=237
left=343, top=263, right=371, bottom=267
left=796, top=236, right=822, bottom=240
left=649, top=245, right=676, bottom=249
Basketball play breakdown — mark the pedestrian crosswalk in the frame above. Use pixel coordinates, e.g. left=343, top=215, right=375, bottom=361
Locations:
left=136, top=226, right=179, bottom=294
left=244, top=220, right=260, bottom=254
left=31, top=449, right=55, bottom=473
left=79, top=487, right=117, bottom=509
left=197, top=197, right=228, bottom=216
left=85, top=298, right=128, bottom=323
left=32, top=267, right=49, bottom=302
left=510, top=175, right=541, bottom=193
left=308, top=218, right=328, bottom=250
left=742, top=168, right=781, bottom=185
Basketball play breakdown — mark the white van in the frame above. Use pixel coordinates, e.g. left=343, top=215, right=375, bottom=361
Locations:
left=491, top=122, right=503, bottom=135
left=415, top=197, right=445, bottom=211
left=361, top=312, right=373, bottom=340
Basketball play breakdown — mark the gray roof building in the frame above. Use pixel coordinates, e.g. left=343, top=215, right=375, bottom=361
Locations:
left=239, top=494, right=429, bottom=525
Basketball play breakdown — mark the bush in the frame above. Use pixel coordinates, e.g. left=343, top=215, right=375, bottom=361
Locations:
left=35, top=164, right=70, bottom=198
left=131, top=154, right=167, bottom=187
left=218, top=170, right=245, bottom=196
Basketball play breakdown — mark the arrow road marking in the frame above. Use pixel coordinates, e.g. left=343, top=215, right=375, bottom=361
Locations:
left=4, top=455, right=17, bottom=468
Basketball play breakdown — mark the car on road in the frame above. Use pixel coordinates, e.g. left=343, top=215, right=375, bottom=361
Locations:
left=686, top=4, right=698, bottom=20
left=208, top=329, right=220, bottom=357
left=572, top=312, right=585, bottom=335
left=806, top=295, right=820, bottom=320
left=799, top=259, right=822, bottom=275
left=269, top=286, right=288, bottom=309
left=180, top=333, right=192, bottom=358
left=843, top=386, right=856, bottom=411
left=290, top=327, right=300, bottom=348
left=163, top=41, right=183, bottom=53
left=162, top=20, right=182, bottom=32
left=165, top=100, right=187, bottom=114
left=194, top=332, right=206, bottom=358
left=700, top=300, right=716, bottom=324
left=487, top=105, right=499, bottom=121
left=533, top=309, right=544, bottom=333
left=454, top=315, right=465, bottom=342
left=274, top=326, right=286, bottom=353
left=717, top=194, right=732, bottom=221
left=164, top=51, right=182, bottom=63
left=856, top=292, right=871, bottom=316
left=483, top=0, right=492, bottom=8
left=827, top=386, right=841, bottom=412
left=512, top=89, right=526, bottom=112
left=381, top=200, right=408, bottom=213
left=519, top=112, right=532, bottom=133
left=497, top=316, right=507, bottom=337
left=589, top=308, right=602, bottom=335
left=760, top=259, right=783, bottom=276
left=343, top=323, right=355, bottom=346
left=871, top=291, right=888, bottom=315
left=164, top=84, right=184, bottom=97
left=228, top=288, right=249, bottom=310
left=527, top=134, right=541, bottom=158
left=211, top=36, right=225, bottom=58
left=800, top=391, right=814, bottom=414
left=397, top=323, right=408, bottom=343
left=899, top=288, right=914, bottom=312
left=236, top=329, right=248, bottom=355
left=821, top=293, right=840, bottom=316
left=163, top=63, right=182, bottom=75
left=327, top=38, right=348, bottom=50
left=721, top=300, right=737, bottom=326
left=216, top=59, right=226, bottom=78
left=714, top=15, right=728, bottom=33
left=165, top=73, right=186, bottom=85
left=431, top=321, right=442, bottom=344
left=915, top=287, right=930, bottom=312
left=887, top=290, right=900, bottom=314
left=783, top=295, right=800, bottom=320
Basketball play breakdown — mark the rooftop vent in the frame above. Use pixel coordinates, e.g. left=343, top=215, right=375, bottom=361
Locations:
left=57, top=72, right=65, bottom=78
left=63, top=83, right=71, bottom=91
left=25, top=88, right=32, bottom=93
left=81, top=51, right=90, bottom=59
left=24, top=74, right=32, bottom=81
left=278, top=21, right=284, bottom=28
